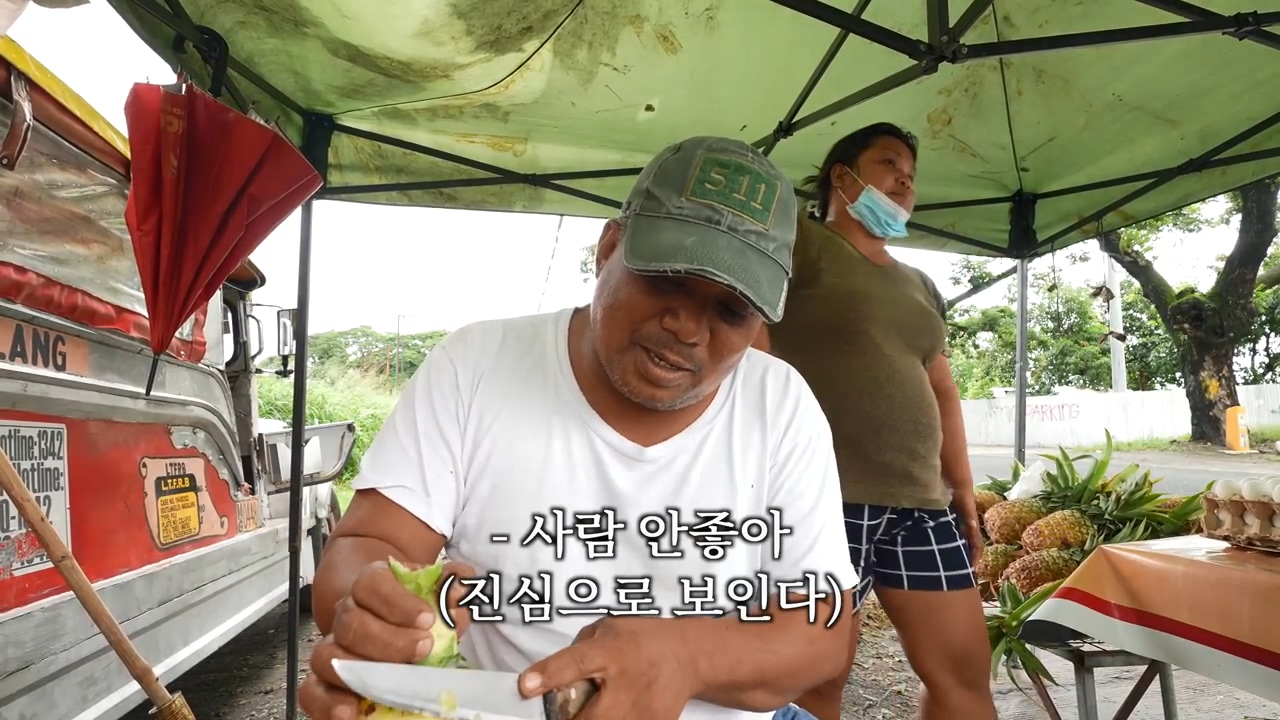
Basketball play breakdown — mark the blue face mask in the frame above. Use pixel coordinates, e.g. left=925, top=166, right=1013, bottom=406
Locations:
left=838, top=170, right=910, bottom=239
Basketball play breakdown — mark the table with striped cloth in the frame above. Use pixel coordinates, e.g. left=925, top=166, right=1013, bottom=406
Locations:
left=1022, top=535, right=1279, bottom=705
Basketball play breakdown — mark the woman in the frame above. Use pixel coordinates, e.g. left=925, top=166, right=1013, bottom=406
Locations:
left=754, top=123, right=995, bottom=720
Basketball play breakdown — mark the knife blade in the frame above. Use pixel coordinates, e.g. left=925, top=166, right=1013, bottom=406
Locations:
left=331, top=659, right=599, bottom=720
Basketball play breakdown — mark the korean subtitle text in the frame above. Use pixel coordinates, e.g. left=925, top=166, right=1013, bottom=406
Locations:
left=637, top=507, right=792, bottom=560
left=508, top=572, right=553, bottom=622
left=520, top=507, right=574, bottom=559
left=573, top=509, right=626, bottom=559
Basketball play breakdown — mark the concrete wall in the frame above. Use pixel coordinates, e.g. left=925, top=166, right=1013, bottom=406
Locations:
left=960, top=384, right=1280, bottom=448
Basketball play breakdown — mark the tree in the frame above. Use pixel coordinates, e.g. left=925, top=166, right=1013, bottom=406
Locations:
left=944, top=256, right=1017, bottom=309
left=307, top=326, right=448, bottom=389
left=1098, top=178, right=1279, bottom=444
left=1118, top=278, right=1180, bottom=390
left=1239, top=242, right=1280, bottom=384
left=1025, top=268, right=1111, bottom=395
left=580, top=244, right=597, bottom=282
left=945, top=259, right=1120, bottom=399
left=947, top=303, right=1018, bottom=399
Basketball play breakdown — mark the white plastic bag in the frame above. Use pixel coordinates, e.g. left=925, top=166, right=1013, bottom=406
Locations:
left=1006, top=460, right=1047, bottom=500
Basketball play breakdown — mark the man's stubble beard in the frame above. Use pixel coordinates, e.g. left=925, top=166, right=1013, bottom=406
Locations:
left=600, top=351, right=707, bottom=412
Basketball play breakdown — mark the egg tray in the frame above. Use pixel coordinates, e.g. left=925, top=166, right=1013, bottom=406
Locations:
left=1199, top=496, right=1280, bottom=552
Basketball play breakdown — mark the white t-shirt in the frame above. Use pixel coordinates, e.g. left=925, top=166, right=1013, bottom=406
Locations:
left=353, top=307, right=857, bottom=720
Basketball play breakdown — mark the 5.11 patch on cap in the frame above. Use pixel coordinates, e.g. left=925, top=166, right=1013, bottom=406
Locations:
left=684, top=153, right=781, bottom=230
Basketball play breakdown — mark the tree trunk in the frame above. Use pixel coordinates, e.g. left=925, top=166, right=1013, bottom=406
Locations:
left=1180, top=340, right=1238, bottom=445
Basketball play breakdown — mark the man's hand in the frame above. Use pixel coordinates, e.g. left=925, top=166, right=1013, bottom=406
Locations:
left=300, top=560, right=476, bottom=720
left=518, top=616, right=699, bottom=720
left=950, top=488, right=985, bottom=561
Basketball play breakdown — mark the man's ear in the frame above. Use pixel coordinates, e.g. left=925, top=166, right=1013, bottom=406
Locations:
left=595, top=219, right=623, bottom=277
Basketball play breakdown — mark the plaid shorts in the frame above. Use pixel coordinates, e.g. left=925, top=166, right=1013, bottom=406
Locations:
left=844, top=502, right=977, bottom=611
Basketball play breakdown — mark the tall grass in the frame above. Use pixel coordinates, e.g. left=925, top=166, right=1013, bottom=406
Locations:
left=256, top=361, right=398, bottom=485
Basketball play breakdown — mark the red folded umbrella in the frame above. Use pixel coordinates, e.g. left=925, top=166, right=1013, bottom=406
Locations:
left=124, top=78, right=322, bottom=393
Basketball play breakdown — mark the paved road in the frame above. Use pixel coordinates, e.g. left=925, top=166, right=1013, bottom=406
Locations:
left=968, top=447, right=1280, bottom=497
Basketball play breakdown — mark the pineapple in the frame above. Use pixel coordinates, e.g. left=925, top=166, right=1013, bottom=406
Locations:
left=975, top=471, right=1017, bottom=516
left=975, top=489, right=1005, bottom=517
left=1001, top=548, right=1081, bottom=595
left=358, top=559, right=466, bottom=719
left=975, top=543, right=1021, bottom=584
left=984, top=498, right=1048, bottom=544
left=1021, top=509, right=1095, bottom=552
left=1028, top=580, right=1060, bottom=599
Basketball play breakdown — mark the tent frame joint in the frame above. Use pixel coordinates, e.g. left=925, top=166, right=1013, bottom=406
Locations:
left=302, top=113, right=335, bottom=182
left=169, top=24, right=230, bottom=98
left=1225, top=11, right=1263, bottom=40
left=771, top=121, right=797, bottom=144
left=1009, top=191, right=1040, bottom=258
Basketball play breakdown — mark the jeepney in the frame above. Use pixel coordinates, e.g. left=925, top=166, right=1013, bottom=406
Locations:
left=0, top=38, right=356, bottom=720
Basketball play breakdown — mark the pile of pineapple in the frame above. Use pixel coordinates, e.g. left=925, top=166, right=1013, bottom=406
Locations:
left=974, top=434, right=1205, bottom=598
left=976, top=432, right=1208, bottom=687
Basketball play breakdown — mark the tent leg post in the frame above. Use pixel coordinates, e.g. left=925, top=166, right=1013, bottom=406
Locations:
left=1013, top=256, right=1030, bottom=465
left=284, top=199, right=315, bottom=720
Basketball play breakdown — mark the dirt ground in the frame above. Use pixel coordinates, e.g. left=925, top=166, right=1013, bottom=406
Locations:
left=120, top=596, right=918, bottom=720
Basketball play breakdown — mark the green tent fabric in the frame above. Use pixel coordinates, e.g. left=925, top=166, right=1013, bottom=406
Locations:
left=102, top=0, right=1280, bottom=258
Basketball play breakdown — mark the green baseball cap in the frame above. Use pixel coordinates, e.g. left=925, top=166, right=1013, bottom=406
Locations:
left=620, top=136, right=797, bottom=323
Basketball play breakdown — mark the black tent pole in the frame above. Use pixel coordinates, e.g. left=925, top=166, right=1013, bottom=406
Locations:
left=1013, top=257, right=1030, bottom=466
left=284, top=114, right=331, bottom=720
left=283, top=197, right=313, bottom=720
left=1009, top=193, right=1037, bottom=466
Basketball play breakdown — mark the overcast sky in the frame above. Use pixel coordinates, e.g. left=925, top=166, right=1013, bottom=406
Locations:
left=8, top=2, right=1245, bottom=337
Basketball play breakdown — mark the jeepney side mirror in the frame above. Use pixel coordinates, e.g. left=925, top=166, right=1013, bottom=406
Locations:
left=277, top=308, right=297, bottom=359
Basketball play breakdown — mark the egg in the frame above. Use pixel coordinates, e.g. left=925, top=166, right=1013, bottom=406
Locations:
left=1213, top=478, right=1241, bottom=499
left=1272, top=513, right=1280, bottom=528
left=1216, top=507, right=1233, bottom=524
left=1271, top=484, right=1280, bottom=503
left=1244, top=510, right=1258, bottom=525
left=1241, top=480, right=1270, bottom=501
left=1262, top=475, right=1280, bottom=492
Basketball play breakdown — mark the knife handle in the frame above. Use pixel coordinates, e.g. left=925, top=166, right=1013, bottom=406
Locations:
left=542, top=679, right=600, bottom=720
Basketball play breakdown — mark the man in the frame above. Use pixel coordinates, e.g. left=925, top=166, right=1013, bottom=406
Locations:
left=754, top=123, right=995, bottom=720
left=298, top=136, right=859, bottom=720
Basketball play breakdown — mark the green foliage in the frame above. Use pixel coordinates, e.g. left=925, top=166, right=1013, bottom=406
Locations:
left=948, top=256, right=1003, bottom=290
left=256, top=322, right=450, bottom=485
left=947, top=304, right=1018, bottom=399
left=1239, top=243, right=1280, bottom=384
left=1115, top=202, right=1224, bottom=259
left=580, top=244, right=597, bottom=283
left=1026, top=269, right=1111, bottom=394
left=308, top=326, right=448, bottom=390
left=948, top=262, right=1118, bottom=398
left=256, top=359, right=399, bottom=484
left=1118, top=278, right=1180, bottom=390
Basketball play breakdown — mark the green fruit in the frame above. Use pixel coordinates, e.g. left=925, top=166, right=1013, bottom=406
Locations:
left=358, top=559, right=467, bottom=719
left=386, top=558, right=465, bottom=668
